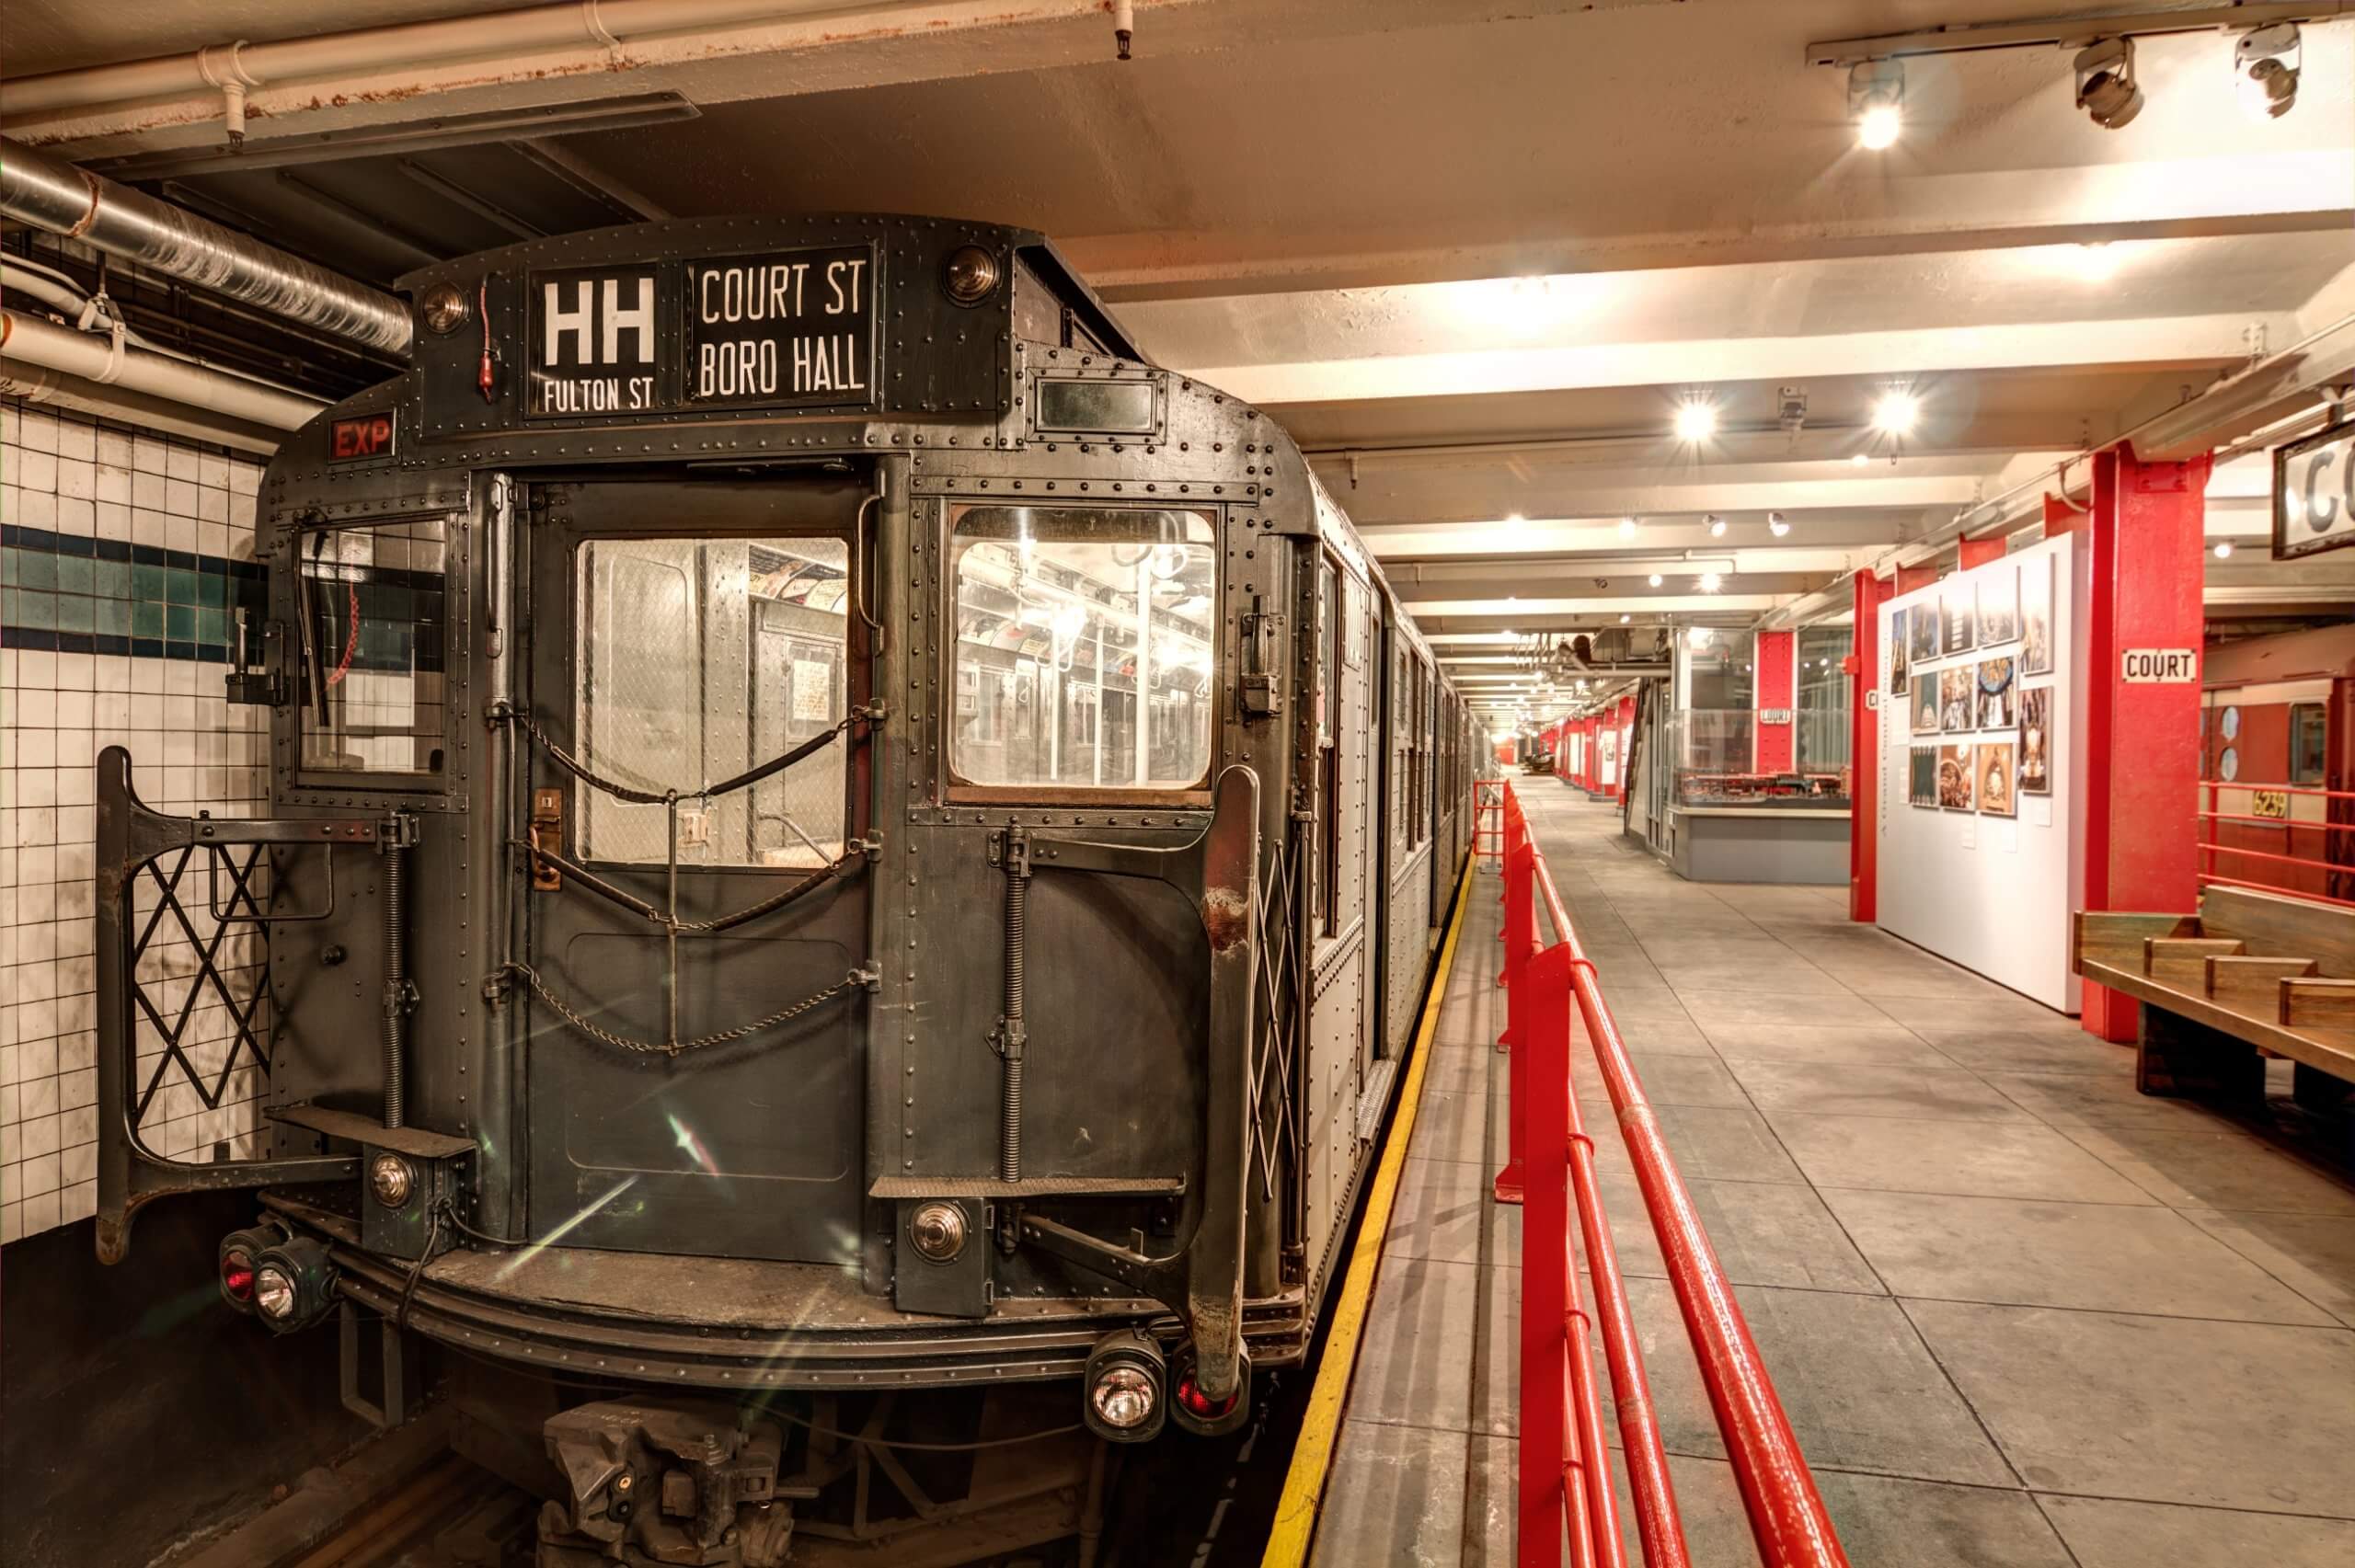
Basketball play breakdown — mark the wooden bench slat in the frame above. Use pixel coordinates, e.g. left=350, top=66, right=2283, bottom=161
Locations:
left=2145, top=936, right=2245, bottom=979
left=2205, top=955, right=2318, bottom=1004
left=2281, top=977, right=2355, bottom=1032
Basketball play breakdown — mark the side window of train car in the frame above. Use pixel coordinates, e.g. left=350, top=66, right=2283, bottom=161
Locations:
left=1316, top=555, right=1343, bottom=937
left=296, top=519, right=450, bottom=784
left=2292, top=703, right=2327, bottom=786
left=576, top=536, right=851, bottom=868
left=948, top=506, right=1216, bottom=794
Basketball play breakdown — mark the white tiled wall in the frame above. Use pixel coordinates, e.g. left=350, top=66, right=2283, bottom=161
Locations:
left=2, top=400, right=271, bottom=1243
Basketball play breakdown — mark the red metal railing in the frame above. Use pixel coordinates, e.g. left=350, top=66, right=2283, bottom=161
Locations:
left=2196, top=779, right=2355, bottom=911
left=1474, top=778, right=1507, bottom=871
left=1488, top=779, right=1849, bottom=1568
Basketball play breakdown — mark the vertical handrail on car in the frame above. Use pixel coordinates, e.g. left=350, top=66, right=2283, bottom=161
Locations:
left=1495, top=779, right=1850, bottom=1568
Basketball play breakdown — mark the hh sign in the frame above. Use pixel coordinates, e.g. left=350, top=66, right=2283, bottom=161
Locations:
left=2121, top=648, right=2197, bottom=683
left=2272, top=416, right=2355, bottom=560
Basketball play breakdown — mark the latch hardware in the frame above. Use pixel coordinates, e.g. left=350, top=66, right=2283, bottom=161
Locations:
left=529, top=788, right=564, bottom=891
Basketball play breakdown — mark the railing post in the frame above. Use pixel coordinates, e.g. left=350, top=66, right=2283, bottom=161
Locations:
left=1517, top=943, right=1575, bottom=1568
left=1495, top=791, right=1534, bottom=1204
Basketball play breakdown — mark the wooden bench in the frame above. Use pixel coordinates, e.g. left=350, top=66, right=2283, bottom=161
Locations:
left=2074, top=885, right=2355, bottom=1119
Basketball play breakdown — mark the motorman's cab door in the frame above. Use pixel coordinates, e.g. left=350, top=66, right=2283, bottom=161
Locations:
left=517, top=476, right=874, bottom=1264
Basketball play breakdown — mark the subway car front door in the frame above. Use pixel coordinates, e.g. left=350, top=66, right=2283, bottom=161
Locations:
left=514, top=474, right=876, bottom=1264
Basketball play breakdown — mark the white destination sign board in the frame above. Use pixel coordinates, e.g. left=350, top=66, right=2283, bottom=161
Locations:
left=2121, top=648, right=2196, bottom=683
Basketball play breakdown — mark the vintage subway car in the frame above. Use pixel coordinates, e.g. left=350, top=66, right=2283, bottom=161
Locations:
left=2200, top=622, right=2355, bottom=906
left=93, top=215, right=1475, bottom=1565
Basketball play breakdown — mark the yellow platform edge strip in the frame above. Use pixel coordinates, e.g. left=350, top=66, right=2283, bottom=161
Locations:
left=1260, top=852, right=1478, bottom=1568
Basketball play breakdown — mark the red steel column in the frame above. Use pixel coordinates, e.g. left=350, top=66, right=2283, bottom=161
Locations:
left=1848, top=571, right=1892, bottom=921
left=1755, top=630, right=1796, bottom=773
left=2081, top=445, right=2212, bottom=1042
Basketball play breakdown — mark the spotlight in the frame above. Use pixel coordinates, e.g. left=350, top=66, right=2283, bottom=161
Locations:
left=1851, top=452, right=1870, bottom=466
left=1706, top=515, right=1728, bottom=538
left=2236, top=24, right=2300, bottom=120
left=1619, top=516, right=1638, bottom=538
left=1848, top=60, right=1904, bottom=150
left=1673, top=398, right=1718, bottom=442
left=1767, top=511, right=1792, bottom=537
left=1697, top=571, right=1723, bottom=593
left=2074, top=38, right=2144, bottom=130
left=2212, top=540, right=2235, bottom=559
left=1648, top=573, right=1664, bottom=588
left=1619, top=613, right=1631, bottom=624
left=1872, top=389, right=1920, bottom=438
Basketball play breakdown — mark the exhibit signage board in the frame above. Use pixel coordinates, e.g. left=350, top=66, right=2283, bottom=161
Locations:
left=2271, top=416, right=2355, bottom=560
left=1875, top=534, right=2085, bottom=1013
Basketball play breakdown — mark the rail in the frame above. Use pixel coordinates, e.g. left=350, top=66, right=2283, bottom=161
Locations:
left=2196, top=779, right=2355, bottom=911
left=1488, top=779, right=1849, bottom=1568
left=1474, top=777, right=1506, bottom=870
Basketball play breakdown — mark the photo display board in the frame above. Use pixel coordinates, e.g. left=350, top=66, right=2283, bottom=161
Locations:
left=1876, top=534, right=2084, bottom=1013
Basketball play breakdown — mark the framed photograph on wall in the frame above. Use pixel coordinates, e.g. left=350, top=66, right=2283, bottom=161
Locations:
left=1939, top=665, right=1973, bottom=732
left=1978, top=565, right=2020, bottom=646
left=1976, top=656, right=2016, bottom=728
left=1913, top=674, right=1940, bottom=735
left=1937, top=743, right=1976, bottom=811
left=1909, top=745, right=1938, bottom=807
left=1943, top=582, right=1977, bottom=654
left=2018, top=686, right=2052, bottom=795
left=1909, top=604, right=1937, bottom=662
left=1890, top=607, right=1911, bottom=695
left=1979, top=739, right=2017, bottom=817
left=2020, top=555, right=2053, bottom=675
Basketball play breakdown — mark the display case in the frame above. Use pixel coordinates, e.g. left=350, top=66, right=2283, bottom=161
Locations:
left=1667, top=708, right=1848, bottom=809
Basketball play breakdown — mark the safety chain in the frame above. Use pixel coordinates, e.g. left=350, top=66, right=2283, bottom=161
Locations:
left=505, top=960, right=874, bottom=1057
left=490, top=703, right=879, bottom=807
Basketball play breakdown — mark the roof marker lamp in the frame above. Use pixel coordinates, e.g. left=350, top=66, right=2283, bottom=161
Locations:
left=1672, top=398, right=1718, bottom=443
left=1849, top=60, right=1905, bottom=150
left=2074, top=38, right=2145, bottom=130
left=2236, top=23, right=2301, bottom=121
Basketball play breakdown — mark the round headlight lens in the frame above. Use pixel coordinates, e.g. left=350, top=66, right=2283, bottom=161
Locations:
left=943, top=246, right=1002, bottom=306
left=254, top=1264, right=298, bottom=1321
left=419, top=282, right=470, bottom=336
left=1090, top=1367, right=1156, bottom=1430
left=370, top=1152, right=415, bottom=1208
left=221, top=1248, right=256, bottom=1304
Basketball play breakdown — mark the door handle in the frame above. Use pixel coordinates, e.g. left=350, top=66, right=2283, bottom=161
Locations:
left=530, top=788, right=564, bottom=891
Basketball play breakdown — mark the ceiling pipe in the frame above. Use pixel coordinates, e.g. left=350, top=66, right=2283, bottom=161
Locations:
left=0, top=0, right=908, bottom=127
left=0, top=361, right=291, bottom=455
left=2, top=307, right=327, bottom=432
left=0, top=137, right=412, bottom=357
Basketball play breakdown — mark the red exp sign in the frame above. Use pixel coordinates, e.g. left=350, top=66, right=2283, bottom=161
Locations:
left=329, top=412, right=396, bottom=461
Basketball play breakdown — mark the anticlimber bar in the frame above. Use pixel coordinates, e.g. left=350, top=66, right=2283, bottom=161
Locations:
left=1491, top=779, right=1850, bottom=1568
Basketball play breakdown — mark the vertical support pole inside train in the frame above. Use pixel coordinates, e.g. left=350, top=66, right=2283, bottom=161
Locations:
left=2079, top=445, right=2212, bottom=1043
left=1847, top=569, right=1890, bottom=923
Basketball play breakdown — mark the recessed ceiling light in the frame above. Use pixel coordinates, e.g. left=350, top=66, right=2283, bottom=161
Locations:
left=1872, top=390, right=1920, bottom=438
left=1673, top=398, right=1718, bottom=442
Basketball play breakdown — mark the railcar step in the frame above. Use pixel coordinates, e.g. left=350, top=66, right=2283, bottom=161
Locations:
left=271, top=1104, right=478, bottom=1160
left=867, top=1174, right=1186, bottom=1199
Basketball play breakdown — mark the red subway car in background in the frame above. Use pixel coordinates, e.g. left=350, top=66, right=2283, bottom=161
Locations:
left=2200, top=624, right=2355, bottom=908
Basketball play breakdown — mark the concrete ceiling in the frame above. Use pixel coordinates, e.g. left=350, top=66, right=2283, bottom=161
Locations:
left=7, top=0, right=2352, bottom=724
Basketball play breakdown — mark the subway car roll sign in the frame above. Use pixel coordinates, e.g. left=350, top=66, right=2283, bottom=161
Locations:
left=524, top=246, right=876, bottom=416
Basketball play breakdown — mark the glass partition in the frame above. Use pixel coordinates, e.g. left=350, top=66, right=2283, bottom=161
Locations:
left=1796, top=625, right=1853, bottom=776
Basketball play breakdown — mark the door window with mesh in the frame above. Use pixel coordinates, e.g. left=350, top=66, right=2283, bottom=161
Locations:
left=297, top=521, right=448, bottom=779
left=575, top=536, right=850, bottom=867
left=949, top=506, right=1215, bottom=792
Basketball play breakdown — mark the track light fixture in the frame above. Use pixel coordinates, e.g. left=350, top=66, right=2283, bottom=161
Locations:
left=1767, top=511, right=1792, bottom=537
left=1872, top=388, right=1921, bottom=438
left=1848, top=59, right=1904, bottom=149
left=1697, top=571, right=1723, bottom=593
left=2236, top=23, right=2301, bottom=120
left=1620, top=516, right=1638, bottom=537
left=2074, top=38, right=2144, bottom=130
left=1706, top=515, right=1729, bottom=538
left=1673, top=397, right=1718, bottom=442
left=1648, top=573, right=1664, bottom=588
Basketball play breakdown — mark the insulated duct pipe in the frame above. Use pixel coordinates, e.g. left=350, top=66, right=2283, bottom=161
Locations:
left=0, top=138, right=412, bottom=357
left=1, top=307, right=327, bottom=430
left=0, top=361, right=291, bottom=454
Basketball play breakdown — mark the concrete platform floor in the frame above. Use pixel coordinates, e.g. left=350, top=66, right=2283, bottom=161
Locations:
left=1311, top=784, right=2355, bottom=1568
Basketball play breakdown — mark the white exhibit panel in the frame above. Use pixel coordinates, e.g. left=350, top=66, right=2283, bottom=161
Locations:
left=1876, top=535, right=2085, bottom=1013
